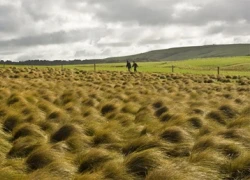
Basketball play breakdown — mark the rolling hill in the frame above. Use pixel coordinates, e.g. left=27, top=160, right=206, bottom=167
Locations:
left=104, top=44, right=250, bottom=62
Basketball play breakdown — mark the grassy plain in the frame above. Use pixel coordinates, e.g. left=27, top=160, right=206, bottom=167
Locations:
left=0, top=66, right=250, bottom=179
left=3, top=56, right=249, bottom=76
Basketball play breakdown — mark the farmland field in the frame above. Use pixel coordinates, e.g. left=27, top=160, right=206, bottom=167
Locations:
left=0, top=66, right=250, bottom=179
left=2, top=56, right=250, bottom=76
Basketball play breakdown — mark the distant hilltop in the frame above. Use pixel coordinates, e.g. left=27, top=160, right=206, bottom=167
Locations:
left=1, top=44, right=250, bottom=65
left=105, top=44, right=250, bottom=62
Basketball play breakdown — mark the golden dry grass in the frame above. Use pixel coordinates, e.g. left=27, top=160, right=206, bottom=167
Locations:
left=0, top=67, right=249, bottom=179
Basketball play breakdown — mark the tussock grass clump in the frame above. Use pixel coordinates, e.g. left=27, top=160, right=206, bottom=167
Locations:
left=39, top=121, right=58, bottom=134
left=75, top=172, right=105, bottom=180
left=7, top=94, right=24, bottom=106
left=219, top=104, right=237, bottom=118
left=135, top=106, right=156, bottom=123
left=160, top=113, right=173, bottom=122
left=99, top=159, right=134, bottom=180
left=122, top=136, right=162, bottom=155
left=192, top=136, right=217, bottom=152
left=0, top=169, right=27, bottom=180
left=8, top=137, right=43, bottom=158
left=217, top=128, right=250, bottom=146
left=206, top=111, right=226, bottom=125
left=146, top=165, right=185, bottom=180
left=77, top=148, right=113, bottom=173
left=51, top=124, right=80, bottom=142
left=3, top=114, right=22, bottom=132
left=188, top=117, right=203, bottom=128
left=101, top=103, right=117, bottom=115
left=121, top=102, right=141, bottom=114
left=192, top=108, right=205, bottom=115
left=66, top=135, right=91, bottom=153
left=29, top=161, right=76, bottom=180
left=217, top=143, right=241, bottom=159
left=160, top=126, right=188, bottom=143
left=92, top=129, right=120, bottom=146
left=152, top=100, right=164, bottom=109
left=155, top=106, right=169, bottom=117
left=227, top=152, right=250, bottom=180
left=114, top=113, right=134, bottom=127
left=12, top=124, right=45, bottom=140
left=26, top=147, right=59, bottom=171
left=124, top=150, right=163, bottom=178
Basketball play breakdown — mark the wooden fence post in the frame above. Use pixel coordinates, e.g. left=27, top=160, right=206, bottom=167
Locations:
left=172, top=65, right=174, bottom=73
left=94, top=63, right=96, bottom=72
left=217, top=67, right=220, bottom=76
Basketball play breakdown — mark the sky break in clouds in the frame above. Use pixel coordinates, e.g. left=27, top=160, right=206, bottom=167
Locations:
left=0, top=0, right=250, bottom=61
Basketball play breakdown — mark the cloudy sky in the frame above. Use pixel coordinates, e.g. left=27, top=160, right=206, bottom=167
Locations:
left=0, top=0, right=250, bottom=61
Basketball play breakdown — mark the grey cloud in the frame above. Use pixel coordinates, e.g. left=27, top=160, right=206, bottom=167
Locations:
left=97, top=42, right=131, bottom=47
left=0, top=5, right=23, bottom=33
left=20, top=0, right=63, bottom=21
left=81, top=0, right=250, bottom=27
left=75, top=48, right=111, bottom=58
left=0, top=28, right=110, bottom=48
left=83, top=0, right=173, bottom=25
left=138, top=38, right=174, bottom=45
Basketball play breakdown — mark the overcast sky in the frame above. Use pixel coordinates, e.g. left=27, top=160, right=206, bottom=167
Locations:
left=0, top=0, right=250, bottom=61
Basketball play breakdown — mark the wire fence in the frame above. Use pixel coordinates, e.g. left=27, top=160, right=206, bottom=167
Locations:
left=1, top=63, right=250, bottom=77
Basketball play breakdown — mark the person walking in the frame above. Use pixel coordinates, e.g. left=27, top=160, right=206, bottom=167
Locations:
left=132, top=61, right=138, bottom=72
left=126, top=60, right=132, bottom=72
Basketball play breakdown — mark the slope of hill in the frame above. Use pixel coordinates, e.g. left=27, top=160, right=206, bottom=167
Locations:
left=105, top=44, right=250, bottom=62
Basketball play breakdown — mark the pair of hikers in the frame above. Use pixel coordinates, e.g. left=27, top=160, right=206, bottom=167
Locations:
left=126, top=61, right=138, bottom=72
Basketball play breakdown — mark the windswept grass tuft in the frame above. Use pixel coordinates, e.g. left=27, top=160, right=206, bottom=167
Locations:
left=100, top=103, right=117, bottom=115
left=124, top=149, right=164, bottom=178
left=51, top=124, right=80, bottom=142
left=26, top=146, right=59, bottom=171
left=122, top=136, right=162, bottom=155
left=8, top=136, right=44, bottom=158
left=3, top=114, right=22, bottom=132
left=160, top=126, right=188, bottom=143
left=77, top=148, right=113, bottom=173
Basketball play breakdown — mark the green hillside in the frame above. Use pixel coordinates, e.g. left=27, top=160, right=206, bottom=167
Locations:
left=105, top=44, right=250, bottom=62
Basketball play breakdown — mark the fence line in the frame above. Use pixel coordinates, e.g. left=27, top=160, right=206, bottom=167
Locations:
left=0, top=63, right=250, bottom=76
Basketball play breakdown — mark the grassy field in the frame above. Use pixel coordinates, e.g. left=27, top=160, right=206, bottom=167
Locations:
left=66, top=56, right=250, bottom=76
left=0, top=67, right=250, bottom=179
left=2, top=56, right=250, bottom=76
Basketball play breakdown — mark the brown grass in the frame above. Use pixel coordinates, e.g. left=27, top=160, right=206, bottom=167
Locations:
left=0, top=68, right=249, bottom=179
